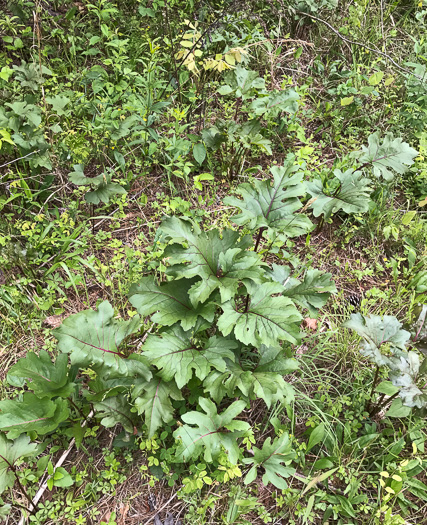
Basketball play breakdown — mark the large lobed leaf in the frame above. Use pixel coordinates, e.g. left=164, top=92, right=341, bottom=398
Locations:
left=54, top=301, right=150, bottom=380
left=344, top=313, right=411, bottom=359
left=351, top=132, right=418, bottom=181
left=129, top=276, right=215, bottom=330
left=307, top=169, right=372, bottom=221
left=224, top=155, right=313, bottom=240
left=7, top=350, right=74, bottom=399
left=132, top=376, right=183, bottom=438
left=249, top=90, right=300, bottom=117
left=173, top=398, right=250, bottom=464
left=388, top=352, right=427, bottom=408
left=242, top=433, right=296, bottom=489
left=0, top=393, right=69, bottom=439
left=218, top=282, right=302, bottom=347
left=219, top=65, right=266, bottom=99
left=204, top=345, right=298, bottom=407
left=142, top=324, right=237, bottom=389
left=69, top=165, right=126, bottom=204
left=160, top=217, right=264, bottom=305
left=93, top=396, right=138, bottom=434
left=268, top=264, right=336, bottom=318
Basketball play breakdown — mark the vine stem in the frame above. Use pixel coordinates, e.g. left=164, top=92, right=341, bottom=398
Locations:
left=0, top=454, right=35, bottom=513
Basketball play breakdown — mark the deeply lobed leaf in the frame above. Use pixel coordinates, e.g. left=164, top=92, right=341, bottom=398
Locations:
left=242, top=433, right=296, bottom=489
left=54, top=301, right=150, bottom=379
left=7, top=350, right=74, bottom=399
left=0, top=435, right=40, bottom=494
left=269, top=264, right=336, bottom=318
left=0, top=393, right=69, bottom=439
left=204, top=345, right=298, bottom=407
left=351, top=132, right=418, bottom=180
left=160, top=217, right=264, bottom=305
left=132, top=376, right=183, bottom=438
left=129, top=276, right=215, bottom=330
left=345, top=313, right=427, bottom=408
left=174, top=398, right=250, bottom=464
left=218, top=281, right=302, bottom=347
left=224, top=155, right=313, bottom=240
left=307, top=169, right=372, bottom=220
left=142, top=324, right=237, bottom=389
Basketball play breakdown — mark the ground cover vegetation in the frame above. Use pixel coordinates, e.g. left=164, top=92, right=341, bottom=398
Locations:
left=0, top=0, right=426, bottom=523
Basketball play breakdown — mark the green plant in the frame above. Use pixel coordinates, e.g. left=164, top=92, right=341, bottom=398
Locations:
left=344, top=306, right=427, bottom=417
left=68, top=164, right=127, bottom=204
left=306, top=132, right=417, bottom=230
left=202, top=65, right=299, bottom=179
left=0, top=157, right=336, bottom=503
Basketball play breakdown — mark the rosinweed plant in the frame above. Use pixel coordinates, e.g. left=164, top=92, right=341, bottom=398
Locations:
left=0, top=155, right=337, bottom=501
left=345, top=305, right=427, bottom=417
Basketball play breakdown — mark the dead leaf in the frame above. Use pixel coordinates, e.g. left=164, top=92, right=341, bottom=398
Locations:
left=303, top=318, right=318, bottom=331
left=99, top=510, right=112, bottom=524
left=118, top=502, right=130, bottom=525
left=43, top=314, right=65, bottom=328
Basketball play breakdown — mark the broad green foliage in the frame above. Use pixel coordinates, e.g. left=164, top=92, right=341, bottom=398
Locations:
left=352, top=132, right=418, bottom=180
left=45, top=95, right=71, bottom=116
left=219, top=65, right=266, bottom=99
left=7, top=351, right=74, bottom=399
left=173, top=398, right=251, bottom=464
left=204, top=346, right=298, bottom=407
left=218, top=65, right=299, bottom=117
left=218, top=281, right=302, bottom=346
left=242, top=433, right=296, bottom=489
left=0, top=394, right=69, bottom=439
left=69, top=165, right=127, bottom=204
left=159, top=217, right=263, bottom=304
left=224, top=155, right=313, bottom=240
left=307, top=169, right=372, bottom=220
left=344, top=314, right=410, bottom=359
left=0, top=435, right=40, bottom=494
left=0, top=100, right=51, bottom=168
left=0, top=160, right=336, bottom=487
left=202, top=119, right=273, bottom=159
left=345, top=313, right=427, bottom=409
left=132, top=377, right=183, bottom=438
left=141, top=325, right=237, bottom=388
left=92, top=396, right=136, bottom=434
left=54, top=300, right=144, bottom=370
left=268, top=264, right=337, bottom=318
left=249, top=90, right=299, bottom=117
left=129, top=277, right=216, bottom=330
left=2, top=1, right=426, bottom=520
